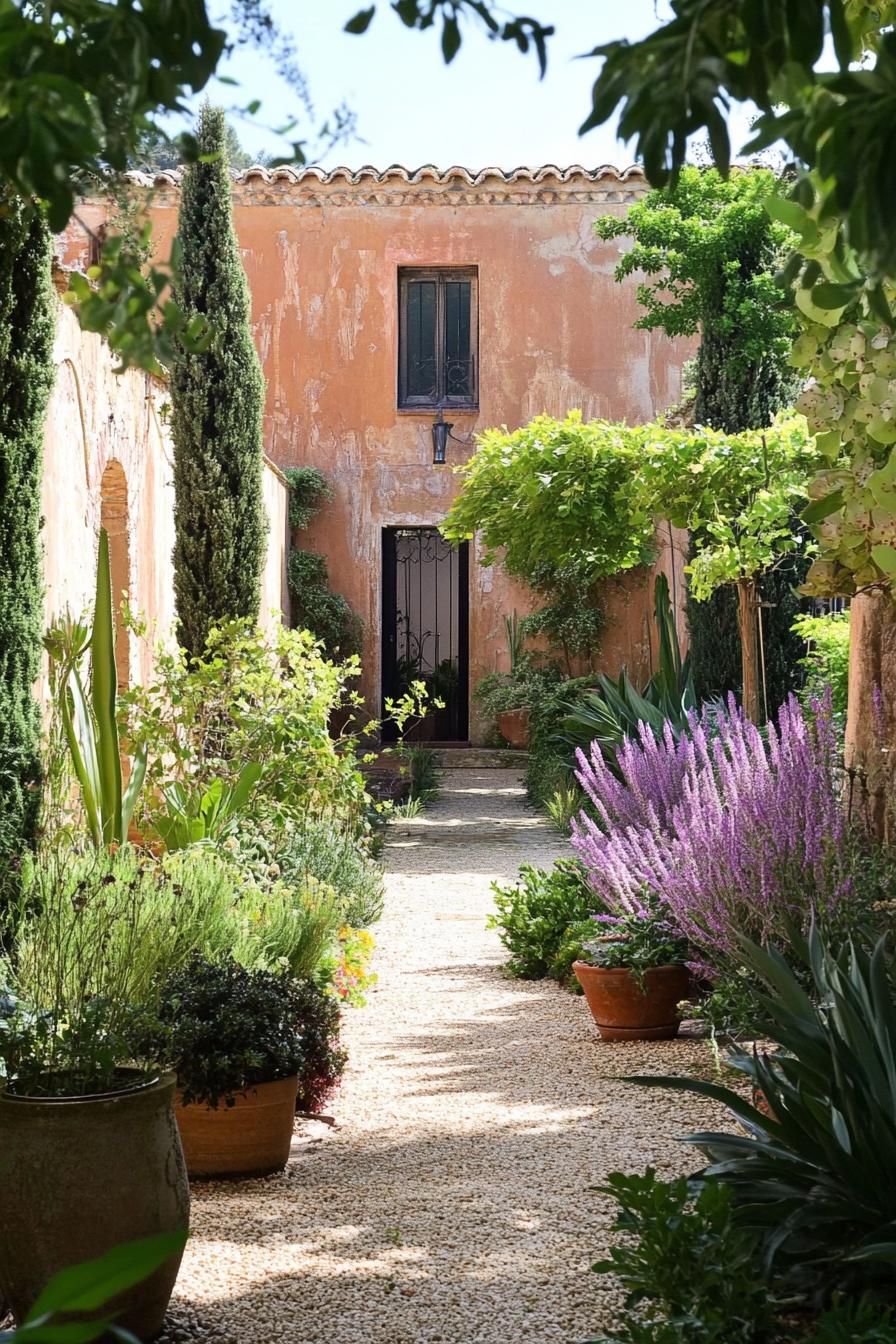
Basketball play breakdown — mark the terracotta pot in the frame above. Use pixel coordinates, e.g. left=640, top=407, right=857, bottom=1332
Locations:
left=176, top=1075, right=299, bottom=1178
left=497, top=707, right=530, bottom=749
left=572, top=962, right=691, bottom=1041
left=126, top=823, right=165, bottom=857
left=0, top=1071, right=188, bottom=1341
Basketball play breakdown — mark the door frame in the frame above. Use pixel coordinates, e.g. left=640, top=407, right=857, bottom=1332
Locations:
left=381, top=526, right=469, bottom=742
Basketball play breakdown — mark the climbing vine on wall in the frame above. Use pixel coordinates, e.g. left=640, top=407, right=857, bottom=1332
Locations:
left=286, top=467, right=363, bottom=661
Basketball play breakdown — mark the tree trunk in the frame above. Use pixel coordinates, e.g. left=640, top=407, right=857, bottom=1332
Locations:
left=736, top=578, right=762, bottom=725
left=845, top=592, right=896, bottom=840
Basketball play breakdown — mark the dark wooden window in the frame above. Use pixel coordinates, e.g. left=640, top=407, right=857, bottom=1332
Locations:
left=398, top=267, right=478, bottom=409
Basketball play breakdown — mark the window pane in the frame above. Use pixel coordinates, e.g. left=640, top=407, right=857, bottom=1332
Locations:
left=444, top=281, right=471, bottom=397
left=405, top=281, right=437, bottom=399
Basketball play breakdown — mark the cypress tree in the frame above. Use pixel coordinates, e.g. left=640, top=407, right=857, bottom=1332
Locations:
left=170, top=104, right=266, bottom=657
left=0, top=191, right=55, bottom=872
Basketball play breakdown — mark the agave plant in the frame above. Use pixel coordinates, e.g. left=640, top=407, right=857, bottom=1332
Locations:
left=504, top=609, right=525, bottom=674
left=44, top=530, right=146, bottom=847
left=631, top=926, right=896, bottom=1292
left=553, top=574, right=698, bottom=774
left=150, top=764, right=262, bottom=851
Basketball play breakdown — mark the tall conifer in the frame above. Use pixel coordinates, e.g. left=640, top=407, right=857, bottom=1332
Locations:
left=170, top=104, right=266, bottom=657
left=0, top=191, right=54, bottom=870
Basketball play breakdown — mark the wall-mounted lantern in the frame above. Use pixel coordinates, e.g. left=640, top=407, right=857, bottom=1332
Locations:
left=431, top=406, right=453, bottom=466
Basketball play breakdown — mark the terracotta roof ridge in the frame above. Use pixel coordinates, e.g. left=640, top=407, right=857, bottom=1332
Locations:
left=123, top=163, right=645, bottom=189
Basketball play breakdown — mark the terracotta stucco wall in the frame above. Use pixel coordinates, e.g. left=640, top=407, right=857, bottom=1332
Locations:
left=61, top=166, right=692, bottom=739
left=41, top=294, right=289, bottom=692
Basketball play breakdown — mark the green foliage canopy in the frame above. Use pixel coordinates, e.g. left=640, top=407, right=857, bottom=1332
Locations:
left=639, top=416, right=819, bottom=600
left=0, top=1, right=224, bottom=233
left=579, top=1, right=896, bottom=293
left=442, top=411, right=817, bottom=606
left=595, top=167, right=797, bottom=433
left=441, top=412, right=654, bottom=588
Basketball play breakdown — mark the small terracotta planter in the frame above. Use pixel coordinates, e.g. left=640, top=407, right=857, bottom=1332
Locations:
left=176, top=1075, right=299, bottom=1178
left=572, top=961, right=690, bottom=1041
left=126, top=823, right=165, bottom=857
left=497, top=707, right=530, bottom=749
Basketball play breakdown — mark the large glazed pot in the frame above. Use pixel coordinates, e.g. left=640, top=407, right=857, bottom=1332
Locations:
left=0, top=1071, right=188, bottom=1340
left=572, top=962, right=691, bottom=1041
left=176, top=1075, right=299, bottom=1178
left=497, top=708, right=530, bottom=749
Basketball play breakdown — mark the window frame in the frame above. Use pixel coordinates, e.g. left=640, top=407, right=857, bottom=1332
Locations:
left=397, top=266, right=479, bottom=411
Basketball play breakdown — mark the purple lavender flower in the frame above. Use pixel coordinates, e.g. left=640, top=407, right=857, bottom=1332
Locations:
left=570, top=690, right=847, bottom=970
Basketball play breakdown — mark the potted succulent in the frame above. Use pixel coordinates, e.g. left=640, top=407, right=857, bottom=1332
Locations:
left=141, top=955, right=306, bottom=1178
left=572, top=904, right=691, bottom=1041
left=0, top=849, right=189, bottom=1341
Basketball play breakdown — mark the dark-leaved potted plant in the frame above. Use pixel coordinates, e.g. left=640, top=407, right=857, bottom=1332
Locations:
left=572, top=902, right=690, bottom=1040
left=140, top=955, right=306, bottom=1178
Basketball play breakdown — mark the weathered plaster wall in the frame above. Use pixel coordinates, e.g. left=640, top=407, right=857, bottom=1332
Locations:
left=61, top=166, right=692, bottom=738
left=41, top=292, right=289, bottom=692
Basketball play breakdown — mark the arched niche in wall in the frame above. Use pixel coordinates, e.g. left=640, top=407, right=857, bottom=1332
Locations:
left=99, top=459, right=131, bottom=691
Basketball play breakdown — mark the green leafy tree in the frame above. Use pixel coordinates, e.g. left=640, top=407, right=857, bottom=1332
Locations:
left=640, top=417, right=818, bottom=722
left=780, top=205, right=896, bottom=597
left=170, top=104, right=266, bottom=658
left=686, top=545, right=811, bottom=715
left=0, top=2, right=356, bottom=370
left=594, top=166, right=797, bottom=434
left=129, top=121, right=268, bottom=174
left=595, top=166, right=807, bottom=713
left=0, top=189, right=54, bottom=883
left=0, top=2, right=224, bottom=231
left=0, top=0, right=225, bottom=370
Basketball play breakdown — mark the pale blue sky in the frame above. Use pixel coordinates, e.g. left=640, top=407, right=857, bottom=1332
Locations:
left=193, top=1, right=758, bottom=171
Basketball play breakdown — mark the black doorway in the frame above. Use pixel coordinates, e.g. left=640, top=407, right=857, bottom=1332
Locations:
left=381, top=527, right=469, bottom=742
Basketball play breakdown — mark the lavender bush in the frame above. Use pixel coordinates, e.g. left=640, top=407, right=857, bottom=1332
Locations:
left=571, top=693, right=849, bottom=970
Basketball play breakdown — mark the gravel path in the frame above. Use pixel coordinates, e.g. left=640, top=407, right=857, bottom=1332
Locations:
left=162, top=769, right=721, bottom=1344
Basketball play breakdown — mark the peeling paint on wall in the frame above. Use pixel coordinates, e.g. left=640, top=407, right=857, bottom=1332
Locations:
left=58, top=165, right=695, bottom=742
left=41, top=298, right=290, bottom=698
